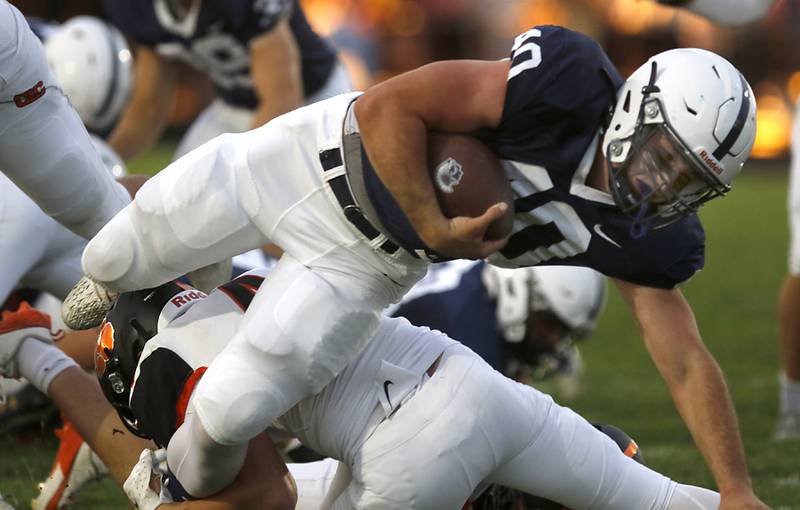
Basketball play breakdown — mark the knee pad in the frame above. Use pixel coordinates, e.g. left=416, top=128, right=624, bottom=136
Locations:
left=192, top=344, right=286, bottom=445
left=82, top=216, right=136, bottom=284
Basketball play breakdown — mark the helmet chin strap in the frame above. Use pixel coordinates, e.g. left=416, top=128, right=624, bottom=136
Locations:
left=628, top=60, right=660, bottom=240
left=629, top=183, right=652, bottom=240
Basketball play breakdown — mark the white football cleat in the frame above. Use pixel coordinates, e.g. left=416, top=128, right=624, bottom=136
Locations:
left=0, top=303, right=56, bottom=381
left=61, top=276, right=118, bottom=330
left=32, top=420, right=108, bottom=510
left=773, top=411, right=800, bottom=441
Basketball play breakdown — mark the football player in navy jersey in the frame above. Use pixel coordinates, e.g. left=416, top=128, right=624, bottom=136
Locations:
left=389, top=261, right=606, bottom=396
left=66, top=26, right=765, bottom=508
left=104, top=0, right=352, bottom=161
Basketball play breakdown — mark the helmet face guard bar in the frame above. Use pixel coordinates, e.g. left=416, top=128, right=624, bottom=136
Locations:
left=607, top=62, right=730, bottom=230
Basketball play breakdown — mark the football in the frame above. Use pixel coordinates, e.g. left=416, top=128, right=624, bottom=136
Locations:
left=427, top=132, right=514, bottom=240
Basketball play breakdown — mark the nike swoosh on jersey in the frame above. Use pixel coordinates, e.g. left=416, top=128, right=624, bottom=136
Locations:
left=593, top=224, right=622, bottom=248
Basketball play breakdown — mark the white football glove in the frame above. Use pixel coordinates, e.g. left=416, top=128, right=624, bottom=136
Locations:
left=124, top=448, right=168, bottom=510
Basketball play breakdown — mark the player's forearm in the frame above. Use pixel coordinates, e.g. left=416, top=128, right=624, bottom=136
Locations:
left=108, top=103, right=170, bottom=160
left=665, top=348, right=754, bottom=496
left=109, top=48, right=178, bottom=160
left=355, top=87, right=445, bottom=242
left=250, top=22, right=304, bottom=130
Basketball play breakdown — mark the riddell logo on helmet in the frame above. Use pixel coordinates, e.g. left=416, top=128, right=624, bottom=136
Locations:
left=13, top=81, right=46, bottom=108
left=170, top=289, right=207, bottom=308
left=697, top=150, right=723, bottom=175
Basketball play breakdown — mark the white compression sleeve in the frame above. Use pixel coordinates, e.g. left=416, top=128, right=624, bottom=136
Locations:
left=165, top=408, right=248, bottom=498
left=17, top=337, right=77, bottom=394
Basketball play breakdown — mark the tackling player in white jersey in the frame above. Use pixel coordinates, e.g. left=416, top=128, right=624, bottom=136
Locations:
left=3, top=269, right=724, bottom=509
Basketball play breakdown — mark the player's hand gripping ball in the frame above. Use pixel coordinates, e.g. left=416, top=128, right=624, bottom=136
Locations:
left=428, top=133, right=514, bottom=240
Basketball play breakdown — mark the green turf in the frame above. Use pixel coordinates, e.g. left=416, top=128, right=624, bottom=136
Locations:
left=1, top=157, right=798, bottom=508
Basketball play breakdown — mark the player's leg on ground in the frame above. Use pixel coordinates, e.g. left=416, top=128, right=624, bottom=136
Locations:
left=0, top=306, right=152, bottom=486
left=488, top=392, right=720, bottom=509
left=0, top=2, right=129, bottom=240
left=776, top=104, right=800, bottom=441
left=171, top=255, right=382, bottom=497
left=31, top=416, right=108, bottom=510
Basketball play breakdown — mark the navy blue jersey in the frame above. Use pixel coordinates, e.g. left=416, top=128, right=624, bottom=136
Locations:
left=390, top=262, right=506, bottom=371
left=103, top=0, right=336, bottom=109
left=361, top=26, right=705, bottom=289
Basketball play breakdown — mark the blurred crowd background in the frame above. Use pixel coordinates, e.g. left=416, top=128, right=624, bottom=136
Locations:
left=11, top=0, right=800, bottom=159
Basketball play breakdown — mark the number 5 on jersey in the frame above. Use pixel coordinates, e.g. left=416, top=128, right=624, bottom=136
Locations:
left=509, top=28, right=542, bottom=80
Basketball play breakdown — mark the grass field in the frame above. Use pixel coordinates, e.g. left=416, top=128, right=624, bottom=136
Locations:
left=1, top=149, right=799, bottom=508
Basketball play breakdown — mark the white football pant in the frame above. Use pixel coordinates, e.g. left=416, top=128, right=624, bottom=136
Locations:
left=0, top=174, right=85, bottom=303
left=0, top=1, right=129, bottom=240
left=329, top=344, right=720, bottom=510
left=84, top=93, right=428, bottom=446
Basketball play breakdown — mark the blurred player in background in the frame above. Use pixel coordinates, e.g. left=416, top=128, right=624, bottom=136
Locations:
left=43, top=15, right=135, bottom=138
left=389, top=261, right=606, bottom=399
left=0, top=0, right=130, bottom=240
left=775, top=107, right=800, bottom=441
left=104, top=0, right=352, bottom=162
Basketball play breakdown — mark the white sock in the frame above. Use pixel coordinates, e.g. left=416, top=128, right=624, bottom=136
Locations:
left=17, top=338, right=77, bottom=394
left=780, top=373, right=800, bottom=413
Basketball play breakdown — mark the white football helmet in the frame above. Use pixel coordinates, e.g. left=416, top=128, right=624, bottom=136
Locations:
left=89, top=134, right=128, bottom=178
left=602, top=48, right=756, bottom=231
left=45, top=16, right=134, bottom=134
left=482, top=265, right=607, bottom=344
